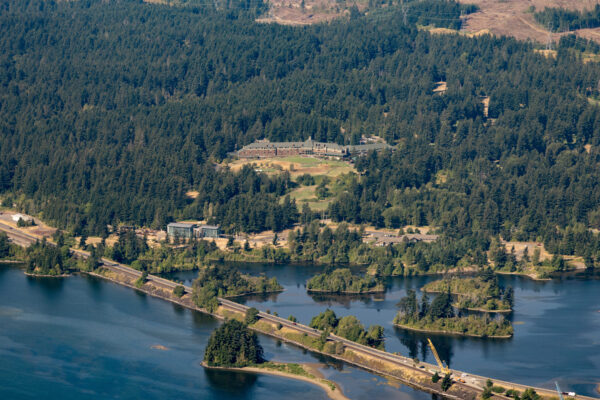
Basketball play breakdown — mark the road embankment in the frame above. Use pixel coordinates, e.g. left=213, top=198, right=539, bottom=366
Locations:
left=87, top=266, right=477, bottom=400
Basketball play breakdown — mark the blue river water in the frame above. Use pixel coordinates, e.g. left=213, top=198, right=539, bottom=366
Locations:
left=0, top=264, right=432, bottom=400
left=168, top=263, right=600, bottom=397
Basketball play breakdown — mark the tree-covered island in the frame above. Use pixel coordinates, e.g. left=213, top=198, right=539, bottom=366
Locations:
left=421, top=270, right=514, bottom=312
left=192, top=264, right=282, bottom=312
left=204, top=319, right=264, bottom=367
left=394, top=290, right=513, bottom=338
left=306, top=268, right=384, bottom=294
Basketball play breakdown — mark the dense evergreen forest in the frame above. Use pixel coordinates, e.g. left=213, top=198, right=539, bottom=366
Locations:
left=2, top=0, right=600, bottom=263
left=204, top=319, right=264, bottom=367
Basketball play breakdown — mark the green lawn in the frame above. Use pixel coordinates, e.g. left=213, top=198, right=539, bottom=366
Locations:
left=287, top=185, right=332, bottom=212
left=280, top=156, right=323, bottom=166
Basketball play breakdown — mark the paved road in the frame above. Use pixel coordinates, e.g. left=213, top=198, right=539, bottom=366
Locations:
left=0, top=222, right=40, bottom=247
left=1, top=222, right=597, bottom=400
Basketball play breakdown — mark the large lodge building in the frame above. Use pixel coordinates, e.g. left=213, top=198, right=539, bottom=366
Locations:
left=236, top=137, right=391, bottom=159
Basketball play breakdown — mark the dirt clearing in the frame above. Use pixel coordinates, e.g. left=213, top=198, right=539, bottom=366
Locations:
left=256, top=0, right=369, bottom=25
left=459, top=0, right=600, bottom=44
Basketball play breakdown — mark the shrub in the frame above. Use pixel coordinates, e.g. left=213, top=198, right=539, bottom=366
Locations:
left=441, top=373, right=452, bottom=392
left=246, top=307, right=260, bottom=325
left=135, top=271, right=148, bottom=288
left=173, top=285, right=185, bottom=298
left=482, top=386, right=492, bottom=400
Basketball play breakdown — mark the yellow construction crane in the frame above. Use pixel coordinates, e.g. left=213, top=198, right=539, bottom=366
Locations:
left=427, top=338, right=450, bottom=375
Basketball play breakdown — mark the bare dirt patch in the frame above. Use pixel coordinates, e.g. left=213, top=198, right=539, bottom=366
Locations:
left=503, top=240, right=551, bottom=262
left=481, top=96, right=490, bottom=117
left=459, top=0, right=600, bottom=44
left=534, top=49, right=557, bottom=58
left=422, top=25, right=491, bottom=38
left=85, top=235, right=118, bottom=248
left=186, top=190, right=199, bottom=199
left=235, top=228, right=295, bottom=248
left=433, top=81, right=447, bottom=94
left=503, top=240, right=586, bottom=270
left=257, top=0, right=368, bottom=25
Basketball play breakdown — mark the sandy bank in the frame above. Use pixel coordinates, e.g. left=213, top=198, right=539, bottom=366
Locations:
left=203, top=363, right=348, bottom=400
left=24, top=272, right=71, bottom=278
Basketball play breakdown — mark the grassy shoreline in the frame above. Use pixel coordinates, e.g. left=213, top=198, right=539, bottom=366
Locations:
left=393, top=323, right=513, bottom=339
left=306, top=287, right=385, bottom=294
left=24, top=272, right=72, bottom=278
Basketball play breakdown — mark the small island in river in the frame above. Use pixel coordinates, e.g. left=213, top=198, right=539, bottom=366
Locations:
left=192, top=264, right=283, bottom=311
left=421, top=270, right=514, bottom=313
left=394, top=289, right=513, bottom=338
left=306, top=268, right=384, bottom=294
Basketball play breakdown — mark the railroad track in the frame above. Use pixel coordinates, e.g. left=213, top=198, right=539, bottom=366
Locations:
left=1, top=222, right=597, bottom=400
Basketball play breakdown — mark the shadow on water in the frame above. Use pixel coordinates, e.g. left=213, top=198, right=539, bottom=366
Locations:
left=395, top=324, right=516, bottom=369
left=236, top=292, right=281, bottom=305
left=191, top=309, right=219, bottom=328
left=556, top=268, right=600, bottom=281
left=84, top=273, right=105, bottom=298
left=25, top=273, right=65, bottom=295
left=308, top=292, right=386, bottom=307
left=204, top=368, right=258, bottom=397
left=171, top=302, right=186, bottom=316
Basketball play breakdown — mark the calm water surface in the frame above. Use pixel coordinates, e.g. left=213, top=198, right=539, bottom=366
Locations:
left=0, top=264, right=431, bottom=400
left=170, top=263, right=600, bottom=397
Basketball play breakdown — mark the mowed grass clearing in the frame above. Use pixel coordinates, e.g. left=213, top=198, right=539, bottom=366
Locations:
left=287, top=185, right=332, bottom=212
left=226, top=156, right=355, bottom=179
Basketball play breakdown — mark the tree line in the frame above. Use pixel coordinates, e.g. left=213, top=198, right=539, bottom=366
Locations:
left=534, top=5, right=600, bottom=32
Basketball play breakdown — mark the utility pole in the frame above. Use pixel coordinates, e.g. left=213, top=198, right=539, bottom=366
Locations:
left=546, top=24, right=553, bottom=50
left=401, top=0, right=408, bottom=25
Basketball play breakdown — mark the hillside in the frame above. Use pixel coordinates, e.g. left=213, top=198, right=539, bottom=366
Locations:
left=1, top=0, right=600, bottom=267
left=459, top=0, right=600, bottom=44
